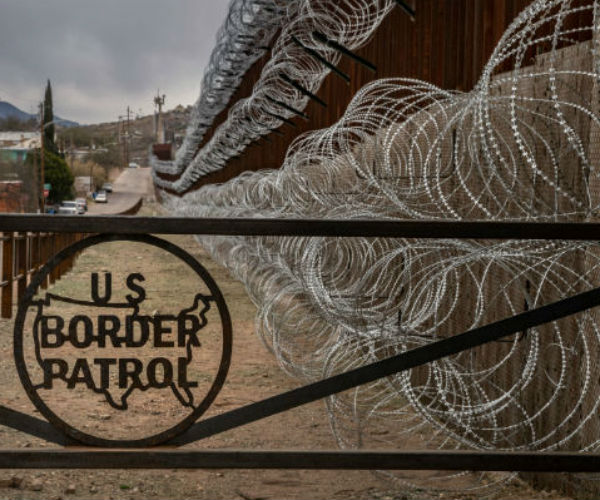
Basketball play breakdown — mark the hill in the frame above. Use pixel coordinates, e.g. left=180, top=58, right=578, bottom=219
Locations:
left=58, top=105, right=192, bottom=167
left=0, top=100, right=78, bottom=127
left=0, top=101, right=31, bottom=122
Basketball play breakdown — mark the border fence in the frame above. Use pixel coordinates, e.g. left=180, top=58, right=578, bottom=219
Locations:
left=0, top=232, right=83, bottom=319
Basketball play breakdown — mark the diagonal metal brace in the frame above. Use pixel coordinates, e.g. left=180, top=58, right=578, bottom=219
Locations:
left=279, top=72, right=327, bottom=107
left=265, top=95, right=310, bottom=120
left=291, top=35, right=351, bottom=84
left=394, top=0, right=416, bottom=20
left=0, top=406, right=70, bottom=446
left=171, top=286, right=600, bottom=445
left=312, top=31, right=377, bottom=72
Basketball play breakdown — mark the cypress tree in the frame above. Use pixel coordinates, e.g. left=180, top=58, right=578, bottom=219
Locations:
left=43, top=79, right=58, bottom=154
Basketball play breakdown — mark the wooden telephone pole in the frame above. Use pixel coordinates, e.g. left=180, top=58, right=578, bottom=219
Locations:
left=119, top=106, right=132, bottom=168
left=126, top=106, right=131, bottom=166
left=39, top=102, right=45, bottom=213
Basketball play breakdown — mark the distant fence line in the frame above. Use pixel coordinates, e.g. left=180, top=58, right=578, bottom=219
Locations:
left=0, top=195, right=144, bottom=319
left=0, top=232, right=84, bottom=319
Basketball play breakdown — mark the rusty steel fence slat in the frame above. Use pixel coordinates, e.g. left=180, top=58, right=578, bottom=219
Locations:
left=1, top=234, right=13, bottom=319
left=0, top=231, right=85, bottom=319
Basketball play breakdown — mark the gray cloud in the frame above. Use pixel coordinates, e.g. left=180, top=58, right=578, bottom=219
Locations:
left=0, top=0, right=231, bottom=123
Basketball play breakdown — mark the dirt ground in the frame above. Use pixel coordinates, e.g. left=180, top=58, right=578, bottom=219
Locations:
left=0, top=202, right=572, bottom=500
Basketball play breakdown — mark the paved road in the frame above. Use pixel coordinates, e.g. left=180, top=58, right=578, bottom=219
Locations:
left=87, top=167, right=153, bottom=215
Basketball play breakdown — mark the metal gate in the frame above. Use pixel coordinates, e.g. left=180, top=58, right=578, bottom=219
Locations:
left=0, top=213, right=599, bottom=471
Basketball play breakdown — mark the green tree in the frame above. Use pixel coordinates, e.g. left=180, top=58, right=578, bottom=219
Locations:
left=26, top=149, right=73, bottom=203
left=43, top=80, right=58, bottom=154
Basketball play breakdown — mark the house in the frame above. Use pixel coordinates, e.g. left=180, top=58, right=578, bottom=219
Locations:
left=0, top=131, right=40, bottom=163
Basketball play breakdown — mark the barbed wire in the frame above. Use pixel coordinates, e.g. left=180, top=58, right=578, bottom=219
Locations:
left=162, top=0, right=600, bottom=493
left=151, top=0, right=394, bottom=192
left=150, top=0, right=294, bottom=179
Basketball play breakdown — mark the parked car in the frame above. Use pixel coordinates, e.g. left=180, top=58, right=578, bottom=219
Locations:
left=75, top=197, right=88, bottom=212
left=95, top=190, right=108, bottom=203
left=57, top=205, right=78, bottom=215
left=60, top=200, right=84, bottom=215
left=128, top=162, right=139, bottom=168
left=102, top=182, right=113, bottom=193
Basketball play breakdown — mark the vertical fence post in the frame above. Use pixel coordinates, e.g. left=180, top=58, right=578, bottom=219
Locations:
left=31, top=233, right=40, bottom=273
left=49, top=234, right=57, bottom=284
left=1, top=233, right=14, bottom=319
left=40, top=233, right=48, bottom=290
left=16, top=233, right=27, bottom=302
left=26, top=233, right=32, bottom=287
left=57, top=234, right=67, bottom=278
left=65, top=234, right=74, bottom=273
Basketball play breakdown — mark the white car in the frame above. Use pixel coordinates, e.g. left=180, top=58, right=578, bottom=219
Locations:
left=75, top=198, right=87, bottom=212
left=128, top=162, right=139, bottom=168
left=60, top=200, right=84, bottom=215
left=95, top=191, right=108, bottom=203
left=57, top=205, right=78, bottom=215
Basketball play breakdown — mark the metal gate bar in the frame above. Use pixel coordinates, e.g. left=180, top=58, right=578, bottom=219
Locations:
left=0, top=449, right=598, bottom=471
left=2, top=214, right=600, bottom=239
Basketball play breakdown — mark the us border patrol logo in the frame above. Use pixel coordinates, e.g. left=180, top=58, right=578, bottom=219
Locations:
left=14, top=234, right=232, bottom=447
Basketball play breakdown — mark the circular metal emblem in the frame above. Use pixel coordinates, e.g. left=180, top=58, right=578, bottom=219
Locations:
left=14, top=234, right=232, bottom=447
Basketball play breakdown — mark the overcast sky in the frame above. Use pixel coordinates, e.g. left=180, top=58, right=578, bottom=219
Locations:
left=0, top=0, right=231, bottom=124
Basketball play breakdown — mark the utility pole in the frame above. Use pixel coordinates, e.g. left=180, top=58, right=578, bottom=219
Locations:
left=39, top=102, right=45, bottom=213
left=89, top=162, right=94, bottom=194
left=118, top=115, right=124, bottom=168
left=119, top=106, right=132, bottom=168
left=154, top=91, right=166, bottom=143
left=69, top=135, right=74, bottom=172
left=126, top=105, right=131, bottom=166
left=89, top=137, right=94, bottom=192
left=33, top=136, right=38, bottom=213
